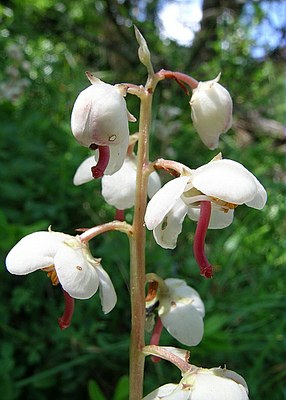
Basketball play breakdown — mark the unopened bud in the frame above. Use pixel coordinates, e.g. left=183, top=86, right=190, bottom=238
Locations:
left=134, top=26, right=154, bottom=74
left=190, top=74, right=233, bottom=149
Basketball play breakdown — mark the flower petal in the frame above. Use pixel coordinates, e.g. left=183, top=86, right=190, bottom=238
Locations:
left=190, top=77, right=233, bottom=150
left=147, top=171, right=161, bottom=198
left=101, top=156, right=137, bottom=209
left=5, top=231, right=68, bottom=275
left=143, top=384, right=185, bottom=400
left=96, top=264, right=117, bottom=314
left=73, top=156, right=95, bottom=185
left=54, top=239, right=99, bottom=300
left=164, top=278, right=205, bottom=318
left=245, top=175, right=267, bottom=209
left=104, top=135, right=129, bottom=175
left=159, top=301, right=204, bottom=346
left=145, top=176, right=189, bottom=230
left=192, top=369, right=249, bottom=400
left=187, top=206, right=234, bottom=229
left=191, top=159, right=263, bottom=205
left=71, top=82, right=130, bottom=148
left=153, top=199, right=188, bottom=249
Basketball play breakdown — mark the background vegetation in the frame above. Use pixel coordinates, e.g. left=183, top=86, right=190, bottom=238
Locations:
left=0, top=0, right=285, bottom=399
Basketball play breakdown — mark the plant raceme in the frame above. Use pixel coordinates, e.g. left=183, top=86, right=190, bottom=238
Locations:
left=5, top=27, right=267, bottom=400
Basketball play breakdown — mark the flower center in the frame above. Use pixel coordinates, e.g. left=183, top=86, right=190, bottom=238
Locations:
left=42, top=265, right=59, bottom=285
left=211, top=197, right=238, bottom=212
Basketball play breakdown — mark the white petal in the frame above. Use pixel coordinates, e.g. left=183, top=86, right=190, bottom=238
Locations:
left=5, top=231, right=69, bottom=275
left=101, top=156, right=137, bottom=209
left=187, top=206, right=234, bottom=229
left=164, top=279, right=205, bottom=318
left=192, top=159, right=262, bottom=205
left=190, top=79, right=233, bottom=150
left=159, top=301, right=204, bottom=346
left=143, top=384, right=183, bottom=400
left=147, top=171, right=161, bottom=198
left=54, top=240, right=99, bottom=300
left=104, top=135, right=129, bottom=175
left=245, top=175, right=267, bottom=209
left=73, top=156, right=95, bottom=185
left=212, top=367, right=248, bottom=390
left=145, top=176, right=189, bottom=230
left=192, top=370, right=249, bottom=400
left=153, top=200, right=188, bottom=249
left=71, top=82, right=130, bottom=148
left=96, top=264, right=117, bottom=314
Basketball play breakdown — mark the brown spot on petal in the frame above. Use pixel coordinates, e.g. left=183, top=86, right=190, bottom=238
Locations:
left=170, top=301, right=176, bottom=309
left=76, top=266, right=83, bottom=271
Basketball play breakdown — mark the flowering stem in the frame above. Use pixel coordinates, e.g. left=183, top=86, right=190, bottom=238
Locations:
left=129, top=91, right=151, bottom=399
left=129, top=71, right=162, bottom=398
left=58, top=289, right=75, bottom=330
left=193, top=201, right=213, bottom=278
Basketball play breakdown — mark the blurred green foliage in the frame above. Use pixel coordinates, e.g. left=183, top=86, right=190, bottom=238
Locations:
left=0, top=0, right=285, bottom=399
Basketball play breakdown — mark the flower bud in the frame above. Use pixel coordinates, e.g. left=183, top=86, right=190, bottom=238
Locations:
left=190, top=74, right=233, bottom=149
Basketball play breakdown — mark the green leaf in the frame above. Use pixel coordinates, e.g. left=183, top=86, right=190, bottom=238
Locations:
left=88, top=379, right=106, bottom=400
left=113, top=375, right=129, bottom=400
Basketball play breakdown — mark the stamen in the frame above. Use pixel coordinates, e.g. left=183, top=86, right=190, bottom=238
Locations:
left=58, top=289, right=75, bottom=330
left=150, top=317, right=163, bottom=363
left=145, top=281, right=159, bottom=302
left=193, top=201, right=213, bottom=278
left=91, top=145, right=110, bottom=178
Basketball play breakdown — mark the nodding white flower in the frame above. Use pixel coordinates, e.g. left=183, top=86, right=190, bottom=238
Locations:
left=5, top=229, right=117, bottom=311
left=190, top=74, right=233, bottom=149
left=74, top=154, right=161, bottom=210
left=143, top=365, right=249, bottom=400
left=145, top=157, right=267, bottom=250
left=145, top=157, right=267, bottom=277
left=146, top=278, right=205, bottom=346
left=71, top=73, right=135, bottom=176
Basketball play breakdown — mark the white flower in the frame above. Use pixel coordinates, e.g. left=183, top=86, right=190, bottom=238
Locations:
left=153, top=278, right=205, bottom=346
left=144, top=366, right=249, bottom=400
left=71, top=75, right=134, bottom=174
left=5, top=229, right=117, bottom=312
left=145, top=157, right=267, bottom=249
left=190, top=74, right=233, bottom=149
left=74, top=154, right=161, bottom=210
